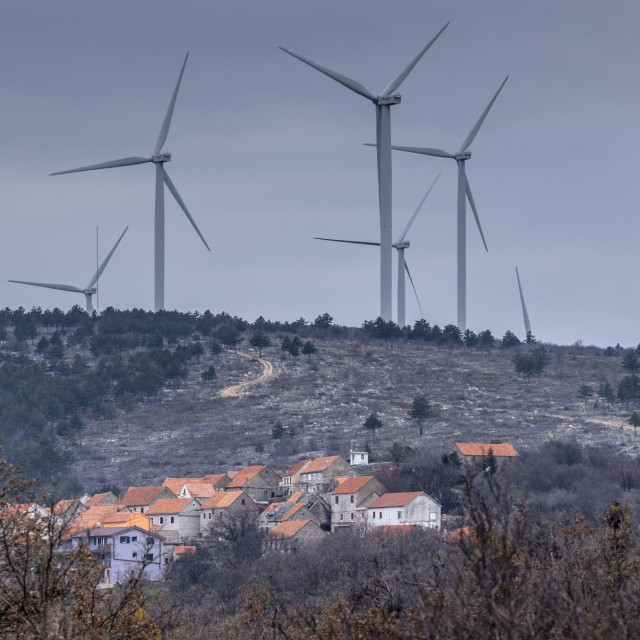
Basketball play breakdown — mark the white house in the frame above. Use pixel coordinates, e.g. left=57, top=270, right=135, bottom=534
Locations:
left=366, top=491, right=441, bottom=530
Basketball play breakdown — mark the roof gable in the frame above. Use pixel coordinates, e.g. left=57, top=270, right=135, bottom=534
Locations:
left=227, top=465, right=267, bottom=488
left=332, top=476, right=376, bottom=495
left=455, top=443, right=519, bottom=458
left=368, top=492, right=424, bottom=509
left=118, top=486, right=167, bottom=506
left=286, top=490, right=306, bottom=504
left=265, top=519, right=311, bottom=540
left=201, top=490, right=246, bottom=509
left=163, top=477, right=204, bottom=494
left=300, top=456, right=343, bottom=474
left=284, top=459, right=311, bottom=477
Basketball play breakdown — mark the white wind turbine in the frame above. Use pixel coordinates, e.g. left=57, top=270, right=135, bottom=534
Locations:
left=375, top=76, right=508, bottom=331
left=50, top=52, right=210, bottom=312
left=315, top=173, right=440, bottom=327
left=515, top=266, right=532, bottom=336
left=280, top=23, right=449, bottom=322
left=9, top=226, right=128, bottom=314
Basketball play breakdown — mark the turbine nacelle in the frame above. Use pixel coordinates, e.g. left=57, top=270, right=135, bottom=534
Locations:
left=455, top=151, right=472, bottom=161
left=393, top=241, right=410, bottom=250
left=375, top=94, right=402, bottom=106
left=152, top=153, right=171, bottom=163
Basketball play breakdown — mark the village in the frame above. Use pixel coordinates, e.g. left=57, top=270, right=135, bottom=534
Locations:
left=22, top=442, right=520, bottom=587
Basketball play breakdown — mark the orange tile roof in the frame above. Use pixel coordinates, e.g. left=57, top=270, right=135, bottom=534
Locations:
left=83, top=492, right=116, bottom=507
left=118, top=486, right=166, bottom=507
left=455, top=443, right=519, bottom=458
left=227, top=470, right=240, bottom=479
left=52, top=499, right=75, bottom=515
left=163, top=477, right=204, bottom=494
left=201, top=490, right=245, bottom=509
left=332, top=476, right=375, bottom=495
left=265, top=519, right=311, bottom=540
left=286, top=490, right=306, bottom=504
left=227, top=466, right=266, bottom=488
left=101, top=512, right=149, bottom=525
left=201, top=473, right=230, bottom=486
left=368, top=492, right=423, bottom=509
left=147, top=498, right=193, bottom=515
left=285, top=460, right=311, bottom=477
left=183, top=483, right=216, bottom=498
left=281, top=502, right=307, bottom=521
left=263, top=501, right=284, bottom=514
left=174, top=545, right=197, bottom=555
left=300, top=456, right=342, bottom=474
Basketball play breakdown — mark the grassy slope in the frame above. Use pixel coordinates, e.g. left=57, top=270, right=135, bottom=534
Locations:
left=73, top=337, right=638, bottom=490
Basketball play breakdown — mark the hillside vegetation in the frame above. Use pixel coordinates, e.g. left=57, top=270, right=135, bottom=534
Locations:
left=0, top=307, right=638, bottom=493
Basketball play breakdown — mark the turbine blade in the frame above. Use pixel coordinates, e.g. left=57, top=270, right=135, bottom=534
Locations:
left=381, top=22, right=450, bottom=95
left=154, top=51, right=189, bottom=155
left=86, top=226, right=129, bottom=289
left=163, top=170, right=211, bottom=251
left=365, top=143, right=455, bottom=159
left=50, top=156, right=152, bottom=176
left=396, top=172, right=441, bottom=244
left=516, top=266, right=532, bottom=334
left=458, top=75, right=509, bottom=153
left=314, top=237, right=380, bottom=246
left=404, top=261, right=424, bottom=318
left=465, top=177, right=488, bottom=252
left=9, top=280, right=83, bottom=293
left=279, top=47, right=376, bottom=101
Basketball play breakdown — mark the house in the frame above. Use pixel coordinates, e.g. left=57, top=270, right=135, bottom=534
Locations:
left=178, top=482, right=217, bottom=503
left=453, top=443, right=519, bottom=466
left=284, top=491, right=331, bottom=531
left=367, top=492, right=441, bottom=530
left=259, top=500, right=317, bottom=532
left=71, top=526, right=165, bottom=585
left=262, top=519, right=326, bottom=553
left=147, top=498, right=201, bottom=540
left=68, top=505, right=124, bottom=533
left=117, top=486, right=176, bottom=513
left=199, top=490, right=258, bottom=537
left=101, top=511, right=152, bottom=532
left=280, top=459, right=311, bottom=496
left=52, top=499, right=87, bottom=525
left=82, top=492, right=119, bottom=508
left=163, top=477, right=206, bottom=495
left=330, top=476, right=386, bottom=531
left=350, top=449, right=369, bottom=466
left=225, top=466, right=282, bottom=504
left=297, top=456, right=353, bottom=494
left=201, top=473, right=231, bottom=490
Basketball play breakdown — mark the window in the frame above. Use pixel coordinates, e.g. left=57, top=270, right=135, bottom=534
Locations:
left=132, top=552, right=138, bottom=558
left=159, top=516, right=164, bottom=524
left=398, top=511, right=402, bottom=520
left=372, top=512, right=375, bottom=519
left=146, top=537, right=154, bottom=546
left=120, top=536, right=130, bottom=544
left=170, top=516, right=175, bottom=524
left=379, top=512, right=382, bottom=519
left=241, top=499, right=245, bottom=505
left=146, top=553, right=153, bottom=561
left=131, top=536, right=137, bottom=542
left=360, top=454, right=364, bottom=460
left=430, top=512, right=437, bottom=521
left=350, top=513, right=354, bottom=521
left=350, top=495, right=354, bottom=504
left=203, top=513, right=206, bottom=519
left=164, top=557, right=169, bottom=565
left=334, top=496, right=339, bottom=504
left=340, top=514, right=343, bottom=521
left=208, top=513, right=211, bottom=519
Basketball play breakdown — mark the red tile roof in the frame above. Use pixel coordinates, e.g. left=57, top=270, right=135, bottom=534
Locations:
left=174, top=545, right=197, bottom=555
left=265, top=519, right=310, bottom=540
left=163, top=477, right=203, bottom=494
left=182, top=483, right=216, bottom=498
left=300, top=456, right=342, bottom=474
left=281, top=502, right=307, bottom=521
left=147, top=498, right=193, bottom=515
left=201, top=491, right=246, bottom=509
left=263, top=501, right=284, bottom=514
left=285, top=460, right=311, bottom=477
left=118, top=486, right=166, bottom=507
left=286, top=490, right=306, bottom=504
left=84, top=492, right=116, bottom=507
left=455, top=443, right=519, bottom=458
left=201, top=473, right=230, bottom=487
left=227, top=466, right=266, bottom=488
left=368, top=492, right=424, bottom=509
left=332, top=476, right=375, bottom=495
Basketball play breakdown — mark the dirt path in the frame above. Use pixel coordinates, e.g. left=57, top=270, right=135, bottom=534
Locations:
left=220, top=350, right=274, bottom=397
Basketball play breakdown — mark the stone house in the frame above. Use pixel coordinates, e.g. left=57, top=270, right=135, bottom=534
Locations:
left=178, top=482, right=217, bottom=504
left=147, top=498, right=201, bottom=540
left=201, top=473, right=232, bottom=490
left=330, top=476, right=386, bottom=531
left=286, top=491, right=331, bottom=531
left=367, top=492, right=441, bottom=530
left=453, top=443, right=519, bottom=466
left=225, top=466, right=282, bottom=504
left=52, top=499, right=87, bottom=526
left=259, top=500, right=317, bottom=533
left=280, top=459, right=310, bottom=496
left=82, top=492, right=118, bottom=508
left=117, top=486, right=176, bottom=513
left=298, top=456, right=352, bottom=494
left=199, top=490, right=258, bottom=537
left=162, top=477, right=206, bottom=495
left=262, top=519, right=326, bottom=554
left=71, top=525, right=165, bottom=585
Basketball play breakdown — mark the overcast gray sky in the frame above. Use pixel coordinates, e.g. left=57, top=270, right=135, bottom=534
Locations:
left=1, top=1, right=638, bottom=346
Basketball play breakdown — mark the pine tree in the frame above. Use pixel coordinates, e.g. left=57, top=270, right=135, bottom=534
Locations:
left=408, top=393, right=433, bottom=436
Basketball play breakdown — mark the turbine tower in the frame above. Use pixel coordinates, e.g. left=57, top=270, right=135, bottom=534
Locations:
left=378, top=76, right=508, bottom=331
left=315, top=173, right=440, bottom=326
left=515, top=266, right=532, bottom=336
left=9, top=226, right=128, bottom=314
left=50, top=52, right=210, bottom=312
left=280, top=23, right=448, bottom=321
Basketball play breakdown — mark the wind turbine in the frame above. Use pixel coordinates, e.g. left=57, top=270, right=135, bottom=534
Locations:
left=515, top=266, right=532, bottom=336
left=280, top=23, right=449, bottom=322
left=373, top=76, right=508, bottom=331
left=50, top=52, right=210, bottom=312
left=315, top=173, right=440, bottom=327
left=9, top=226, right=128, bottom=314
